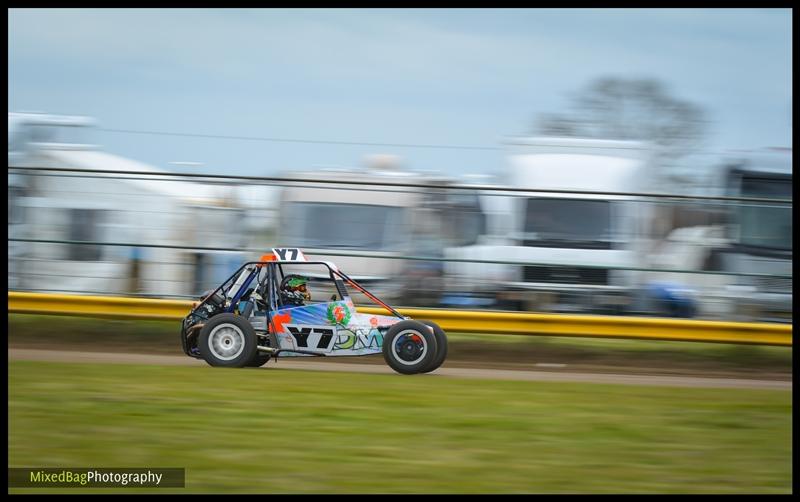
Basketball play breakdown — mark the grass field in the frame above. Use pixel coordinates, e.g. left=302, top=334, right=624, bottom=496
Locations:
left=8, top=360, right=792, bottom=494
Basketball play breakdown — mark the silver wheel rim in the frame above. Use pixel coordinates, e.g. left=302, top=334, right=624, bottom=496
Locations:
left=390, top=329, right=428, bottom=366
left=208, top=324, right=246, bottom=361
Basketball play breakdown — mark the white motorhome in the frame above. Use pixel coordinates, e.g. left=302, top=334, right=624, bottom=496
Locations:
left=276, top=156, right=485, bottom=306
left=8, top=112, right=247, bottom=297
left=444, top=137, right=655, bottom=313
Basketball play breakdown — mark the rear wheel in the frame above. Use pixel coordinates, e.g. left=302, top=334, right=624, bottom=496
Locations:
left=382, top=320, right=438, bottom=375
left=246, top=353, right=271, bottom=367
left=419, top=320, right=447, bottom=373
left=198, top=314, right=258, bottom=367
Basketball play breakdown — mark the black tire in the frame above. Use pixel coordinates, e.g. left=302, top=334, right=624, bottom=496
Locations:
left=382, top=320, right=438, bottom=375
left=198, top=313, right=258, bottom=368
left=246, top=352, right=271, bottom=367
left=246, top=332, right=277, bottom=367
left=419, top=320, right=448, bottom=373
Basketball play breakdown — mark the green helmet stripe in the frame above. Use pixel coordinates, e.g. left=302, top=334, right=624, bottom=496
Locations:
left=287, top=277, right=307, bottom=288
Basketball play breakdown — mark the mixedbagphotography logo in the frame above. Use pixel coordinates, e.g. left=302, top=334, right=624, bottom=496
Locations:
left=8, top=468, right=185, bottom=488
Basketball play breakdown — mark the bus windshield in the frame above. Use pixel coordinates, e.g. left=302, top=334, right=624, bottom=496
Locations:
left=524, top=198, right=612, bottom=246
left=282, top=202, right=406, bottom=251
left=738, top=176, right=792, bottom=251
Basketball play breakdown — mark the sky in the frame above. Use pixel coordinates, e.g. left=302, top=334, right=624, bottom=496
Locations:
left=8, top=8, right=793, bottom=180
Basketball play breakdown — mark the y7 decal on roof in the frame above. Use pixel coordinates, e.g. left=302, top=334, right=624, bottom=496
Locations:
left=272, top=248, right=307, bottom=261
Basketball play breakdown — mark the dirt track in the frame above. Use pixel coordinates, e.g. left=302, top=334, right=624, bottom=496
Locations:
left=9, top=349, right=791, bottom=390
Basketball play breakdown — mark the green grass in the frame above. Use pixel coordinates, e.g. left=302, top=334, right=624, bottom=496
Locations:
left=9, top=360, right=792, bottom=494
left=445, top=331, right=793, bottom=368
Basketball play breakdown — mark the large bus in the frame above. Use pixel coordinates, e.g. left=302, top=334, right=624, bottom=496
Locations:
left=275, top=156, right=486, bottom=307
left=443, top=137, right=656, bottom=314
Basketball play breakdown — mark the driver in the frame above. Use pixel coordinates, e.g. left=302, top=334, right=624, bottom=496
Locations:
left=280, top=275, right=311, bottom=306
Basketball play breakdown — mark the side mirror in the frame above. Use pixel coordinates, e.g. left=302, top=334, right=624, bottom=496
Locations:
left=330, top=294, right=338, bottom=301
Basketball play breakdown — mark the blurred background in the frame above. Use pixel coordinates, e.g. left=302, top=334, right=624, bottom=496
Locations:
left=6, top=9, right=792, bottom=320
left=6, top=119, right=793, bottom=323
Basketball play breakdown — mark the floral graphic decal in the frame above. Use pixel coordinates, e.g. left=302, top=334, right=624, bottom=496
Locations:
left=327, top=302, right=352, bottom=326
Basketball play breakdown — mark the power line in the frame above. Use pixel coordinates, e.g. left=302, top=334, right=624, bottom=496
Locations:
left=97, top=128, right=504, bottom=151
left=97, top=127, right=658, bottom=151
left=7, top=166, right=793, bottom=204
left=7, top=238, right=792, bottom=279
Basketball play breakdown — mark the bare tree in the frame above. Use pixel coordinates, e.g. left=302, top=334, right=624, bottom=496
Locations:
left=537, top=77, right=708, bottom=161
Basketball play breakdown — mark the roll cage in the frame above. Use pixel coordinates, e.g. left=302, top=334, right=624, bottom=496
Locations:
left=181, top=259, right=407, bottom=358
left=192, top=260, right=404, bottom=318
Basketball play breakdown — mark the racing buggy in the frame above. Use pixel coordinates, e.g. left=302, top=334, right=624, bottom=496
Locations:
left=180, top=248, right=448, bottom=374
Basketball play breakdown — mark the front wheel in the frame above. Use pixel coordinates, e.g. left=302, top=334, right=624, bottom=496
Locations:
left=382, top=320, right=438, bottom=375
left=198, top=314, right=258, bottom=367
left=419, top=320, right=447, bottom=373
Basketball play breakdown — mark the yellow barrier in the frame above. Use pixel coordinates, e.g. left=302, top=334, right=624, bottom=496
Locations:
left=8, top=292, right=192, bottom=321
left=359, top=307, right=792, bottom=346
left=8, top=292, right=792, bottom=346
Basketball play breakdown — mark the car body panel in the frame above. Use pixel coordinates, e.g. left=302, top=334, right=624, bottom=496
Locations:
left=269, top=297, right=402, bottom=356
